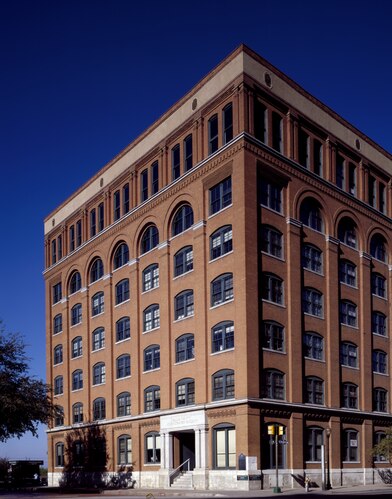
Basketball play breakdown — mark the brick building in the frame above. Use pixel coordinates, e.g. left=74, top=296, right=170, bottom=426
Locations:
left=44, top=45, right=392, bottom=490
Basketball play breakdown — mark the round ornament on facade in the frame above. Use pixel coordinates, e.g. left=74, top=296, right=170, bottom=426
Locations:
left=100, top=178, right=104, bottom=187
left=355, top=138, right=361, bottom=150
left=192, top=98, right=198, bottom=111
left=264, top=72, right=272, bottom=88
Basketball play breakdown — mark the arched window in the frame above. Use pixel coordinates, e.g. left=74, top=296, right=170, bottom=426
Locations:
left=210, top=225, right=232, bottom=260
left=72, top=402, right=83, bottom=424
left=372, top=311, right=387, bottom=336
left=175, top=334, right=194, bottom=363
left=117, top=392, right=131, bottom=417
left=142, top=264, right=159, bottom=291
left=303, top=287, right=323, bottom=317
left=340, top=342, right=358, bottom=368
left=338, top=217, right=357, bottom=248
left=340, top=300, right=357, bottom=327
left=302, top=244, right=322, bottom=273
left=300, top=198, right=323, bottom=232
left=93, top=397, right=106, bottom=420
left=54, top=406, right=64, bottom=427
left=118, top=435, right=132, bottom=465
left=53, top=314, right=62, bottom=334
left=116, top=354, right=131, bottom=379
left=305, top=376, right=324, bottom=405
left=71, top=369, right=83, bottom=391
left=262, top=273, right=283, bottom=304
left=373, top=431, right=387, bottom=461
left=92, top=292, right=104, bottom=316
left=54, top=345, right=63, bottom=365
left=339, top=259, right=357, bottom=286
left=373, top=350, right=387, bottom=374
left=145, top=431, right=161, bottom=463
left=141, top=225, right=159, bottom=254
left=372, top=272, right=387, bottom=298
left=93, top=362, right=105, bottom=385
left=144, top=345, right=160, bottom=371
left=71, top=336, right=82, bottom=358
left=342, top=429, right=358, bottom=462
left=90, top=258, right=104, bottom=283
left=144, top=386, right=160, bottom=412
left=213, top=424, right=236, bottom=469
left=174, top=289, right=194, bottom=320
left=172, top=204, right=194, bottom=236
left=116, top=317, right=130, bottom=342
left=113, top=243, right=129, bottom=269
left=143, top=304, right=160, bottom=331
left=211, top=273, right=233, bottom=306
left=69, top=271, right=82, bottom=294
left=304, top=331, right=324, bottom=360
left=212, top=321, right=234, bottom=353
left=262, top=321, right=284, bottom=352
left=262, top=225, right=283, bottom=258
left=55, top=442, right=64, bottom=467
left=373, top=388, right=388, bottom=413
left=115, top=279, right=129, bottom=304
left=174, top=246, right=193, bottom=276
left=370, top=234, right=387, bottom=262
left=54, top=375, right=63, bottom=395
left=92, top=327, right=105, bottom=351
left=176, top=378, right=195, bottom=406
left=305, top=427, right=323, bottom=462
left=212, top=369, right=234, bottom=400
left=71, top=303, right=82, bottom=325
left=262, top=369, right=284, bottom=400
left=342, top=382, right=358, bottom=409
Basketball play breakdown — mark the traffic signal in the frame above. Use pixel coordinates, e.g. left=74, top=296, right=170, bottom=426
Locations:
left=267, top=425, right=275, bottom=435
left=278, top=426, right=284, bottom=435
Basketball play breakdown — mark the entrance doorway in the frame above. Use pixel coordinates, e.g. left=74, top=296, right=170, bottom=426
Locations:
left=176, top=431, right=195, bottom=470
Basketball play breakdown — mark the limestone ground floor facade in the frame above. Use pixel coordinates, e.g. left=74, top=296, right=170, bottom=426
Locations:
left=47, top=402, right=391, bottom=490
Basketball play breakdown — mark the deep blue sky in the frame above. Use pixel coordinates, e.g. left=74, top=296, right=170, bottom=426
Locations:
left=1, top=0, right=391, bottom=465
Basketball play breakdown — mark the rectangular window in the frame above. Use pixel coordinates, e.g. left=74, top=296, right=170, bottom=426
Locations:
left=114, top=190, right=121, bottom=220
left=208, top=114, right=218, bottom=154
left=151, top=161, right=159, bottom=194
left=313, top=140, right=323, bottom=176
left=98, top=203, right=104, bottom=232
left=368, top=175, right=376, bottom=207
left=76, top=220, right=82, bottom=247
left=141, top=169, right=148, bottom=202
left=53, top=283, right=62, bottom=304
left=348, top=163, right=356, bottom=196
left=123, top=184, right=130, bottom=214
left=69, top=225, right=75, bottom=252
left=260, top=180, right=282, bottom=213
left=379, top=183, right=386, bottom=213
left=172, top=145, right=180, bottom=180
left=184, top=135, right=193, bottom=171
left=298, top=130, right=310, bottom=169
left=254, top=100, right=267, bottom=143
left=57, top=235, right=62, bottom=260
left=336, top=155, right=345, bottom=190
left=210, top=177, right=232, bottom=215
left=272, top=112, right=283, bottom=153
left=51, top=239, right=56, bottom=265
left=223, top=103, right=233, bottom=144
left=90, top=209, right=96, bottom=237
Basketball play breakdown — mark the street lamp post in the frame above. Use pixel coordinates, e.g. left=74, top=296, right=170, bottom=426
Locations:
left=325, top=428, right=331, bottom=490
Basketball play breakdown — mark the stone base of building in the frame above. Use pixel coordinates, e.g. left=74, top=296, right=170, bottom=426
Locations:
left=48, top=467, right=390, bottom=491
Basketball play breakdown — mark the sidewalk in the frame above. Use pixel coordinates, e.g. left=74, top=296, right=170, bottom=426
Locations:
left=101, top=481, right=392, bottom=497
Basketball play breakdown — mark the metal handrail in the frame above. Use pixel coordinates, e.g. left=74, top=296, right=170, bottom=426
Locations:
left=169, top=458, right=191, bottom=486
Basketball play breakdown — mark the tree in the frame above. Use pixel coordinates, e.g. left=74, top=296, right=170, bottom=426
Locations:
left=0, top=322, right=56, bottom=441
left=371, top=427, right=392, bottom=464
left=60, top=423, right=109, bottom=489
